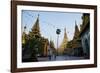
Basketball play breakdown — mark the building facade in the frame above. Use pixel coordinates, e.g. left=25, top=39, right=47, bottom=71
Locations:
left=79, top=13, right=90, bottom=59
left=22, top=16, right=49, bottom=62
left=65, top=22, right=83, bottom=56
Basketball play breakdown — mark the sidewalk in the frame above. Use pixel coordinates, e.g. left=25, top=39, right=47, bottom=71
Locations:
left=37, top=57, right=49, bottom=61
left=37, top=55, right=85, bottom=62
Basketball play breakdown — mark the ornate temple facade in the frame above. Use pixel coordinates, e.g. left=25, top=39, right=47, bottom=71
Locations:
left=29, top=16, right=41, bottom=38
left=22, top=16, right=48, bottom=62
left=29, top=16, right=49, bottom=57
left=64, top=21, right=83, bottom=56
left=65, top=13, right=90, bottom=58
left=79, top=13, right=90, bottom=58
left=58, top=28, right=68, bottom=55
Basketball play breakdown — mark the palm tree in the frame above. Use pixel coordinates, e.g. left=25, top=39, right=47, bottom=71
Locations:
left=56, top=29, right=61, bottom=55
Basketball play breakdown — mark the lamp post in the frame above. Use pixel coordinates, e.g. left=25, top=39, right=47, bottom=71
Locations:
left=56, top=29, right=61, bottom=55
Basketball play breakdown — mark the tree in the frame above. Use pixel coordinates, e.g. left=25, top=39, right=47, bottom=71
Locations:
left=56, top=29, right=61, bottom=55
left=56, top=29, right=61, bottom=35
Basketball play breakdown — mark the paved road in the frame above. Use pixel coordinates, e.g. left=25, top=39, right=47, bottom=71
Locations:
left=37, top=55, right=84, bottom=61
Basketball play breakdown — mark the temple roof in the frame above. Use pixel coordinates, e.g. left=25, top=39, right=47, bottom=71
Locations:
left=30, top=15, right=41, bottom=37
left=31, top=15, right=40, bottom=33
left=73, top=21, right=80, bottom=39
left=79, top=13, right=90, bottom=36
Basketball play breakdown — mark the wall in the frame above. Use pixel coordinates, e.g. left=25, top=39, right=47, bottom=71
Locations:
left=0, top=0, right=100, bottom=73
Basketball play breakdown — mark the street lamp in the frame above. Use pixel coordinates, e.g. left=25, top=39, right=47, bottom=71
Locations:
left=56, top=29, right=61, bottom=55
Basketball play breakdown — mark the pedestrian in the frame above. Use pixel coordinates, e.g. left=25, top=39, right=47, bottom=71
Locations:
left=54, top=54, right=56, bottom=59
left=49, top=54, right=51, bottom=60
left=48, top=49, right=52, bottom=60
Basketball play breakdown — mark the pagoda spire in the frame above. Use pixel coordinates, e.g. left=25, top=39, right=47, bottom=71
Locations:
left=32, top=15, right=40, bottom=32
left=31, top=14, right=41, bottom=37
left=64, top=28, right=68, bottom=39
left=58, top=27, right=68, bottom=55
left=73, top=21, right=79, bottom=39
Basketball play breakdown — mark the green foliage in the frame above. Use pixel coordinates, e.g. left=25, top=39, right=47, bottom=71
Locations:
left=56, top=29, right=61, bottom=34
left=28, top=37, right=44, bottom=56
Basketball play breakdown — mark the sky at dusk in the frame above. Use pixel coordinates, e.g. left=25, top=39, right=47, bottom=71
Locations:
left=21, top=10, right=83, bottom=48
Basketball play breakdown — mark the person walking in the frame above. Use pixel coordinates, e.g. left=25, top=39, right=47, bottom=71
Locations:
left=48, top=49, right=52, bottom=60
